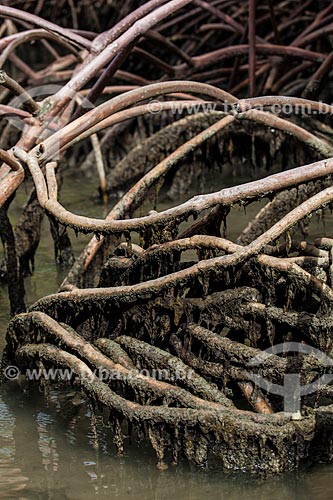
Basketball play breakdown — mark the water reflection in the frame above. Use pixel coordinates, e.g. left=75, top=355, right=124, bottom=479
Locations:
left=0, top=383, right=331, bottom=500
left=2, top=381, right=333, bottom=500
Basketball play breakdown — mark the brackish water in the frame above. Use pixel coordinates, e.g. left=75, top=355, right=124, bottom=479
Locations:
left=1, top=171, right=333, bottom=500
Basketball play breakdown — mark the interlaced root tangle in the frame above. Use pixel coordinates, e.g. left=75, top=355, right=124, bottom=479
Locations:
left=3, top=0, right=333, bottom=474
